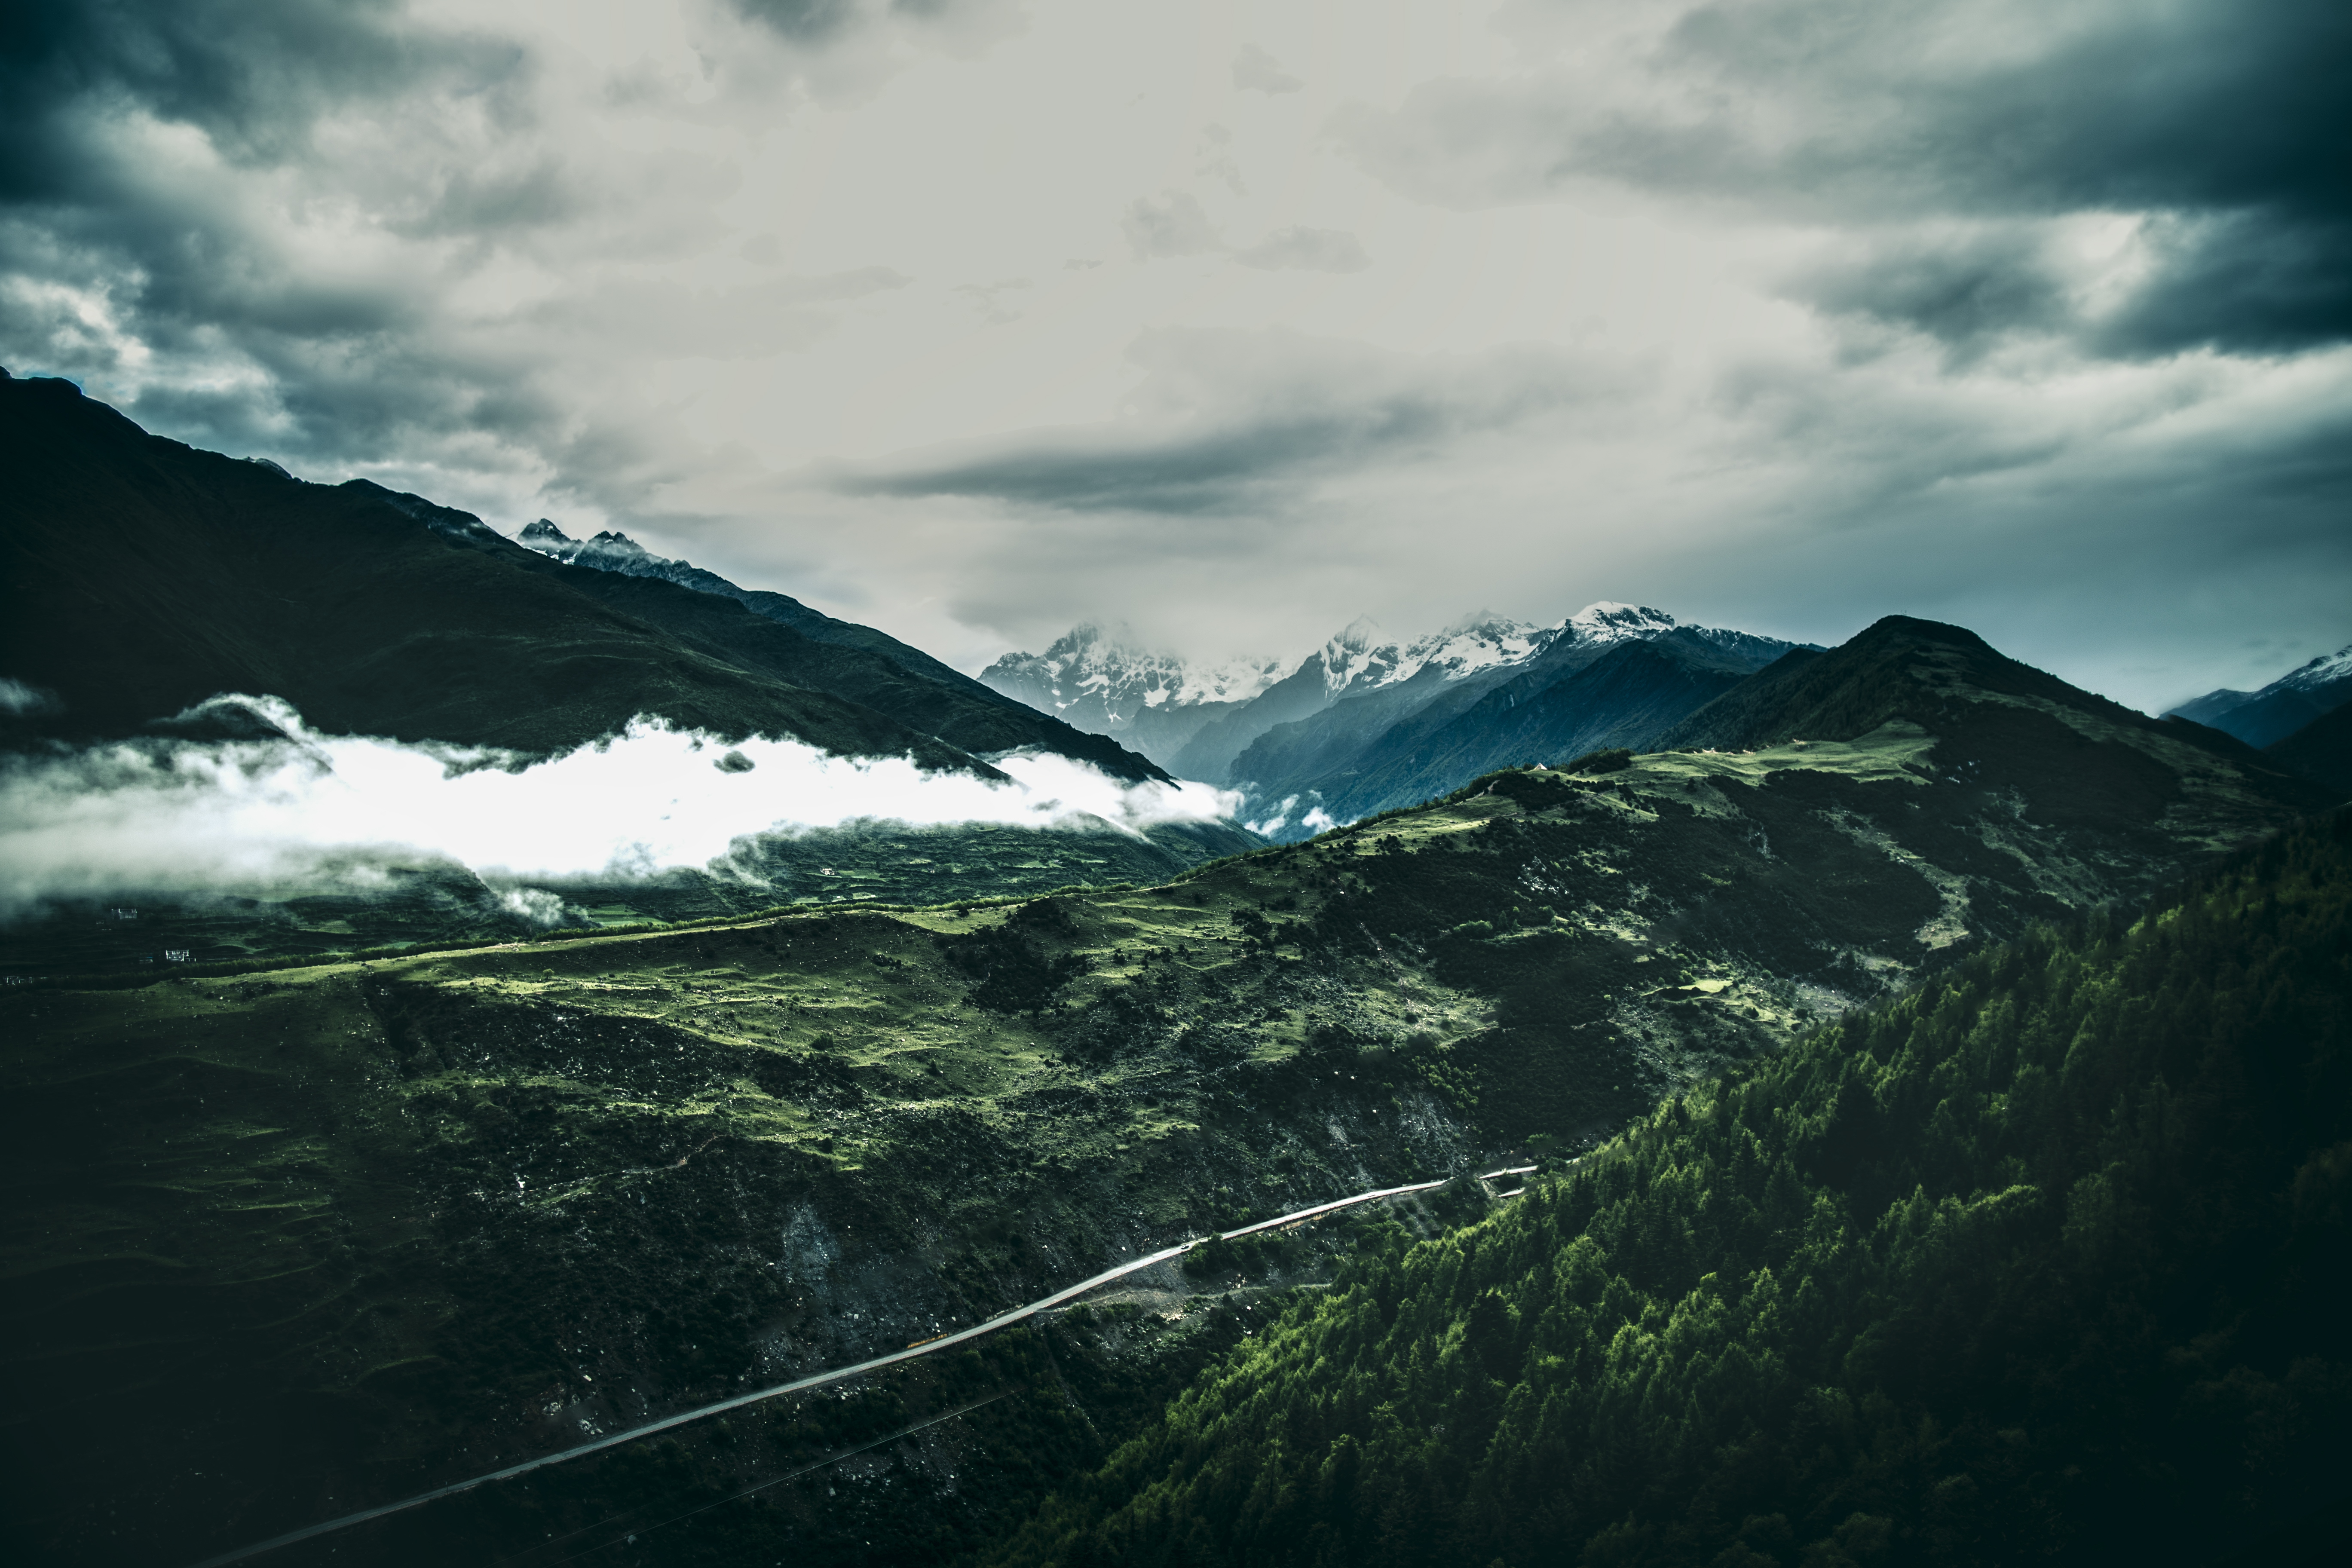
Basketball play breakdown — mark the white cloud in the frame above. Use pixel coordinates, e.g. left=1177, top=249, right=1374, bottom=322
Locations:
left=0, top=696, right=1243, bottom=914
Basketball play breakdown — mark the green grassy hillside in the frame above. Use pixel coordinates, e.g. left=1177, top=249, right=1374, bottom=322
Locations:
left=989, top=807, right=2352, bottom=1568
left=0, top=819, right=1260, bottom=983
left=2, top=614, right=2321, bottom=1565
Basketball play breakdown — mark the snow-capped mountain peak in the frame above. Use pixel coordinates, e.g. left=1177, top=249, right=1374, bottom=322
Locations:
left=1317, top=617, right=1391, bottom=693
left=1312, top=611, right=1554, bottom=697
left=520, top=520, right=666, bottom=573
left=981, top=625, right=1291, bottom=722
left=2279, top=644, right=2352, bottom=695
left=1565, top=602, right=1678, bottom=643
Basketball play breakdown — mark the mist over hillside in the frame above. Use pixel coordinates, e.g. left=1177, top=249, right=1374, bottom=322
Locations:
left=6, top=20, right=2351, bottom=1542
left=7, top=558, right=2342, bottom=1565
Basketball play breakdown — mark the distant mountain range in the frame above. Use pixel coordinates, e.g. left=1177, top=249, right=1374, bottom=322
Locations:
left=2167, top=645, right=2352, bottom=749
left=988, top=605, right=1811, bottom=838
left=0, top=369, right=1164, bottom=787
left=978, top=624, right=1295, bottom=765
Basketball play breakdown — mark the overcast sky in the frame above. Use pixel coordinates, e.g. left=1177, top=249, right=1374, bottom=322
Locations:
left=5, top=0, right=2348, bottom=711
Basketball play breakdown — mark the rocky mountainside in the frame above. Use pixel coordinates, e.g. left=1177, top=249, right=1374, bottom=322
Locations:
left=2166, top=643, right=2352, bottom=748
left=0, top=371, right=1163, bottom=783
left=5, top=615, right=2328, bottom=1568
left=979, top=624, right=1293, bottom=769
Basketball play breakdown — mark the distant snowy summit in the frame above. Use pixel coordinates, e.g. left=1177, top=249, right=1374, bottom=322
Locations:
left=981, top=622, right=1291, bottom=723
left=1307, top=603, right=1681, bottom=698
left=2167, top=643, right=2352, bottom=750
left=984, top=601, right=1725, bottom=775
left=980, top=624, right=1295, bottom=768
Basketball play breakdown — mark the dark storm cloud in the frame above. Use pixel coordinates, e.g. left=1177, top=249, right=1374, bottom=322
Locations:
left=1777, top=226, right=2075, bottom=359
left=1347, top=0, right=2352, bottom=358
left=0, top=0, right=543, bottom=462
left=0, top=1, right=514, bottom=196
left=830, top=329, right=1629, bottom=514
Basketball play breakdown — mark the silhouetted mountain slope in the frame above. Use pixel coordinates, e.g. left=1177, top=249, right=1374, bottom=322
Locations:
left=1169, top=656, right=1355, bottom=781
left=518, top=520, right=1080, bottom=734
left=1226, top=660, right=1499, bottom=797
left=1167, top=612, right=1590, bottom=781
left=0, top=371, right=1162, bottom=780
left=534, top=569, right=1169, bottom=780
left=1669, top=616, right=2207, bottom=753
left=2269, top=700, right=2352, bottom=796
left=1648, top=617, right=2333, bottom=837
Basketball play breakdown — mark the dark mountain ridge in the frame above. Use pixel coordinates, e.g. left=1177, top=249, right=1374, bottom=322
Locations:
left=0, top=370, right=1164, bottom=782
left=1662, top=614, right=2261, bottom=761
left=1165, top=608, right=1742, bottom=790
left=516, top=519, right=1044, bottom=726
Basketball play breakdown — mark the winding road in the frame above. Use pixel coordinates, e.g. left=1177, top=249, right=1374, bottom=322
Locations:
left=186, top=1175, right=1455, bottom=1567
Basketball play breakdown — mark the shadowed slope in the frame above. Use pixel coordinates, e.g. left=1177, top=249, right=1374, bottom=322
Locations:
left=1301, top=630, right=1782, bottom=827
left=2269, top=699, right=2352, bottom=796
left=509, top=520, right=1169, bottom=782
left=0, top=371, right=1166, bottom=782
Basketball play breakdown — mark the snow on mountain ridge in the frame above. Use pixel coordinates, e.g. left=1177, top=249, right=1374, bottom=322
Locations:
left=2278, top=645, right=2352, bottom=695
left=1568, top=602, right=1679, bottom=643
left=1317, top=611, right=1557, bottom=696
left=986, top=623, right=1291, bottom=716
left=999, top=601, right=1687, bottom=721
left=1319, top=602, right=1681, bottom=698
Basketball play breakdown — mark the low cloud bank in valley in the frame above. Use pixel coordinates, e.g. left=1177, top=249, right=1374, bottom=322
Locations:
left=0, top=696, right=1241, bottom=917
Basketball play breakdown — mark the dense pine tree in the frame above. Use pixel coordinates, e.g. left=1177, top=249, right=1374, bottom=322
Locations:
left=992, top=810, right=2352, bottom=1566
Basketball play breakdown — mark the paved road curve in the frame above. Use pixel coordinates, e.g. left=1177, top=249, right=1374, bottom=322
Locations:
left=186, top=1176, right=1455, bottom=1567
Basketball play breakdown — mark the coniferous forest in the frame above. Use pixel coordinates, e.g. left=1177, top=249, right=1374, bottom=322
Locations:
left=991, top=810, right=2352, bottom=1568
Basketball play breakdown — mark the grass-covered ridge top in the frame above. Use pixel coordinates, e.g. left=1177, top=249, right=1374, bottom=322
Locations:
left=987, top=808, right=2352, bottom=1568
